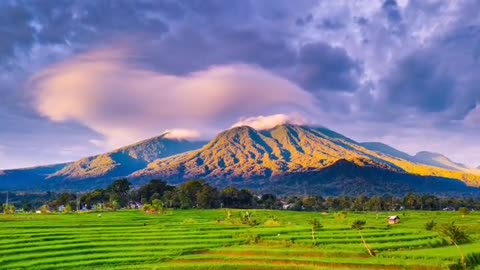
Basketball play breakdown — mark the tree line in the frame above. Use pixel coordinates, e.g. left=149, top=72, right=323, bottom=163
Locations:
left=2, top=179, right=480, bottom=213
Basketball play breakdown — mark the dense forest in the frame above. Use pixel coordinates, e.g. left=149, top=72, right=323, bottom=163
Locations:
left=2, top=179, right=480, bottom=213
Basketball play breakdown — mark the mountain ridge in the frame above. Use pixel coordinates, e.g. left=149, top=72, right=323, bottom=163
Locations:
left=133, top=124, right=480, bottom=189
left=49, top=134, right=208, bottom=180
left=1, top=124, right=479, bottom=195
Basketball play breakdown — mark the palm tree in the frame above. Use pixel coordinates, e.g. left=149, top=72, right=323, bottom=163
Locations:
left=308, top=218, right=323, bottom=244
left=438, top=222, right=470, bottom=267
left=351, top=220, right=375, bottom=257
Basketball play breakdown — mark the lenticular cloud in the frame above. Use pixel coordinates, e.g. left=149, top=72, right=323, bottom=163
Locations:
left=30, top=48, right=317, bottom=148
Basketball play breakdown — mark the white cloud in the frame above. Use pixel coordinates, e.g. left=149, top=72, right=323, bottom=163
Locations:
left=163, top=129, right=202, bottom=140
left=232, top=113, right=308, bottom=130
left=30, top=48, right=317, bottom=148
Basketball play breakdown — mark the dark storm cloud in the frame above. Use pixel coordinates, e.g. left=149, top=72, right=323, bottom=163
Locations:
left=0, top=0, right=171, bottom=61
left=137, top=26, right=297, bottom=75
left=1, top=0, right=480, bottom=168
left=0, top=2, right=35, bottom=61
left=382, top=51, right=455, bottom=113
left=380, top=13, right=480, bottom=120
left=297, top=42, right=361, bottom=92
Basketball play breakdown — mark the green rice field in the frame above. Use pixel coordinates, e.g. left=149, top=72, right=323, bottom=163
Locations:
left=0, top=210, right=479, bottom=269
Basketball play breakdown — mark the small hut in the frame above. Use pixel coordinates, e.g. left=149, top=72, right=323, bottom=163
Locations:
left=388, top=215, right=400, bottom=225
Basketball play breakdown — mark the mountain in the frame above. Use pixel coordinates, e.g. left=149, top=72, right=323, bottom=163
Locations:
left=134, top=125, right=399, bottom=180
left=1, top=124, right=480, bottom=196
left=361, top=143, right=469, bottom=172
left=0, top=134, right=207, bottom=191
left=0, top=163, right=69, bottom=191
left=413, top=151, right=469, bottom=172
left=49, top=134, right=207, bottom=180
left=133, top=125, right=480, bottom=195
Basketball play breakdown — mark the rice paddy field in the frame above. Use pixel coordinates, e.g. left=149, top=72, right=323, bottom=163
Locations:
left=0, top=210, right=479, bottom=270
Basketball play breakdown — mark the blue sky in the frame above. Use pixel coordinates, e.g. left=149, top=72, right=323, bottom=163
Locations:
left=1, top=0, right=480, bottom=169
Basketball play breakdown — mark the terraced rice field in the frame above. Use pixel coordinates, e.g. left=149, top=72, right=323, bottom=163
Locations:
left=0, top=210, right=479, bottom=269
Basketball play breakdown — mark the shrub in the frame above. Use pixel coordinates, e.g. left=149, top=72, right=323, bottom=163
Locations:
left=425, top=220, right=436, bottom=231
left=458, top=207, right=470, bottom=218
left=335, top=211, right=348, bottom=221
left=182, top=218, right=197, bottom=224
left=2, top=204, right=15, bottom=214
left=152, top=199, right=165, bottom=214
left=63, top=205, right=73, bottom=214
left=240, top=211, right=260, bottom=227
left=264, top=219, right=281, bottom=227
left=239, top=233, right=261, bottom=244
left=438, top=222, right=470, bottom=245
left=40, top=204, right=50, bottom=214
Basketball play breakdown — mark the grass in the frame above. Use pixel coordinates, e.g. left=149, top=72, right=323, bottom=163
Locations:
left=0, top=210, right=479, bottom=269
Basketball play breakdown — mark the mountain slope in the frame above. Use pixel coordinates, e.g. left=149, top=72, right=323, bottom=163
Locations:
left=133, top=125, right=480, bottom=189
left=0, top=163, right=68, bottom=190
left=413, top=151, right=468, bottom=172
left=361, top=142, right=470, bottom=172
left=360, top=142, right=415, bottom=162
left=49, top=134, right=207, bottom=180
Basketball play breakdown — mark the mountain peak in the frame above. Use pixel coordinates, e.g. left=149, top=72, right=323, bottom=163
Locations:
left=230, top=114, right=308, bottom=131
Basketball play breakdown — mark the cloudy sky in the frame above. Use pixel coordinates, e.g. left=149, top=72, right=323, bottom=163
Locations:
left=1, top=0, right=480, bottom=169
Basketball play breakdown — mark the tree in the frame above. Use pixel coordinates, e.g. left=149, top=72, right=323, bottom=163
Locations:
left=196, top=185, right=219, bottom=209
left=52, top=193, right=76, bottom=209
left=135, top=179, right=173, bottom=203
left=352, top=196, right=368, bottom=211
left=81, top=189, right=108, bottom=209
left=351, top=220, right=375, bottom=257
left=438, top=222, right=470, bottom=267
left=404, top=193, right=420, bottom=210
left=367, top=196, right=383, bottom=212
left=458, top=207, right=470, bottom=218
left=179, top=181, right=205, bottom=208
left=107, top=179, right=131, bottom=207
left=111, top=200, right=119, bottom=211
left=162, top=190, right=180, bottom=208
left=220, top=187, right=240, bottom=208
left=308, top=218, right=323, bottom=244
left=95, top=203, right=105, bottom=212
